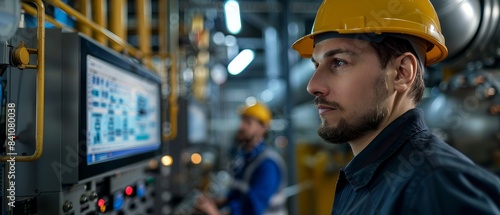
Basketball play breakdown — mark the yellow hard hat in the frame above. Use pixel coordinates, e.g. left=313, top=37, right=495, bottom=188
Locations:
left=239, top=102, right=272, bottom=126
left=292, top=0, right=448, bottom=66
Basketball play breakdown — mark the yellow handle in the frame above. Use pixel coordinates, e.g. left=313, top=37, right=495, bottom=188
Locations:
left=0, top=0, right=45, bottom=162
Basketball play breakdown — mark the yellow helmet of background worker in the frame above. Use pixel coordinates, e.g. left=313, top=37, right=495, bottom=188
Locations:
left=240, top=102, right=272, bottom=127
left=292, top=0, right=449, bottom=66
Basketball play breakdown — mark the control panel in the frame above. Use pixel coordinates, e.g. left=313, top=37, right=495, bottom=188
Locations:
left=0, top=29, right=162, bottom=215
left=60, top=169, right=156, bottom=215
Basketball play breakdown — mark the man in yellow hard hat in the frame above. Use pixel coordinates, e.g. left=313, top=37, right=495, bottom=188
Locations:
left=292, top=0, right=500, bottom=214
left=196, top=102, right=287, bottom=215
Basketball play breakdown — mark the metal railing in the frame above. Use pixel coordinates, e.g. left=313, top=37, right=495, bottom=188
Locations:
left=1, top=0, right=178, bottom=162
left=0, top=0, right=45, bottom=162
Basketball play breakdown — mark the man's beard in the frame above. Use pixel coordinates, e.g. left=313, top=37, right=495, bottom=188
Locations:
left=236, top=129, right=251, bottom=144
left=316, top=74, right=388, bottom=144
left=235, top=129, right=257, bottom=149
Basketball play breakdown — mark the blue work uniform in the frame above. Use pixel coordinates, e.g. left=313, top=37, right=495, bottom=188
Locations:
left=225, top=142, right=287, bottom=215
left=332, top=108, right=500, bottom=214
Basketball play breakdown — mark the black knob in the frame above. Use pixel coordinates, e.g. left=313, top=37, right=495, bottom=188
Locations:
left=146, top=207, right=155, bottom=214
left=80, top=194, right=89, bottom=204
left=62, top=201, right=73, bottom=212
left=129, top=202, right=137, bottom=210
left=89, top=191, right=98, bottom=201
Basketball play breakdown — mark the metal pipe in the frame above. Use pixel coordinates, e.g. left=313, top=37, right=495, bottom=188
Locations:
left=162, top=53, right=178, bottom=141
left=91, top=0, right=107, bottom=45
left=22, top=3, right=75, bottom=31
left=76, top=0, right=91, bottom=35
left=136, top=0, right=152, bottom=66
left=280, top=0, right=297, bottom=214
left=109, top=0, right=127, bottom=52
left=158, top=0, right=168, bottom=57
left=44, top=0, right=140, bottom=57
left=158, top=0, right=178, bottom=141
left=167, top=54, right=178, bottom=141
left=1, top=0, right=45, bottom=162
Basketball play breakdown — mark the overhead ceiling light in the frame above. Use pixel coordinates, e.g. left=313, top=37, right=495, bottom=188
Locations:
left=224, top=0, right=241, bottom=34
left=225, top=35, right=237, bottom=46
left=212, top=32, right=225, bottom=45
left=211, top=64, right=228, bottom=85
left=228, top=49, right=255, bottom=75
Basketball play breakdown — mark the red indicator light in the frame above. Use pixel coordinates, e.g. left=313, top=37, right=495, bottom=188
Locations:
left=125, top=186, right=133, bottom=196
left=97, top=199, right=105, bottom=207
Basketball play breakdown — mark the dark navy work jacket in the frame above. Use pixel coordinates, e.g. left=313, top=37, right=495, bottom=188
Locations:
left=332, top=108, right=500, bottom=215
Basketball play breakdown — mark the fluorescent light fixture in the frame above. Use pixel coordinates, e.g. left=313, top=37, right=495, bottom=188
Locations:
left=228, top=49, right=255, bottom=75
left=224, top=0, right=241, bottom=34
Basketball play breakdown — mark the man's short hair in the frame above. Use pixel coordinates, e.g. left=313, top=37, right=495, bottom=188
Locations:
left=369, top=36, right=425, bottom=104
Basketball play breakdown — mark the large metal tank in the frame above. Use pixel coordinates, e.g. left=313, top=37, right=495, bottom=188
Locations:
left=432, top=0, right=482, bottom=60
left=419, top=0, right=500, bottom=171
left=420, top=70, right=500, bottom=168
left=434, top=0, right=500, bottom=71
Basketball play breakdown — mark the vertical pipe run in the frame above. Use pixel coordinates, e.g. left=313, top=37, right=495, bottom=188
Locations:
left=265, top=27, right=280, bottom=79
left=76, top=0, right=91, bottom=35
left=136, top=0, right=152, bottom=66
left=91, top=0, right=107, bottom=45
left=280, top=0, right=297, bottom=214
left=109, top=0, right=127, bottom=52
left=0, top=0, right=46, bottom=162
left=159, top=0, right=168, bottom=56
left=158, top=0, right=179, bottom=141
left=158, top=0, right=167, bottom=95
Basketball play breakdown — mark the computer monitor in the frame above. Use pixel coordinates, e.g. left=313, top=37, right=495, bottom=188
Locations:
left=86, top=55, right=161, bottom=165
left=61, top=33, right=162, bottom=183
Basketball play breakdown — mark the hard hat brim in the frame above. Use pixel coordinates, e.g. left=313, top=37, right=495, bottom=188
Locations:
left=292, top=29, right=448, bottom=66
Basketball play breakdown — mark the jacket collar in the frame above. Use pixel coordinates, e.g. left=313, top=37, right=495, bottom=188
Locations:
left=241, top=141, right=266, bottom=161
left=342, top=108, right=428, bottom=191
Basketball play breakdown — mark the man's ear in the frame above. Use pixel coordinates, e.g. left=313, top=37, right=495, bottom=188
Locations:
left=393, top=52, right=418, bottom=93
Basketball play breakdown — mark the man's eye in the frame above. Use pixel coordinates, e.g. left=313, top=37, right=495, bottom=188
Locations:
left=333, top=60, right=347, bottom=67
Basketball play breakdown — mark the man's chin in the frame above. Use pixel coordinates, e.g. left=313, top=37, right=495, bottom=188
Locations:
left=320, top=121, right=338, bottom=131
left=236, top=136, right=250, bottom=144
left=317, top=122, right=352, bottom=144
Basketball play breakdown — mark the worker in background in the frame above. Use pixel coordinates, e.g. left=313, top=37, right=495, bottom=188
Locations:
left=292, top=0, right=500, bottom=214
left=195, top=102, right=287, bottom=215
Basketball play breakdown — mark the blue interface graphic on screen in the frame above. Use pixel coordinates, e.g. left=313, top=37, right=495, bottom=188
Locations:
left=86, top=55, right=160, bottom=165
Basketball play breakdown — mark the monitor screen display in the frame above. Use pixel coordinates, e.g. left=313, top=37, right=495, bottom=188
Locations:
left=85, top=55, right=161, bottom=165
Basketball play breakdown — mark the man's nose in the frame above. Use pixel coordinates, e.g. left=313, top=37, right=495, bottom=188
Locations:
left=307, top=68, right=329, bottom=97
